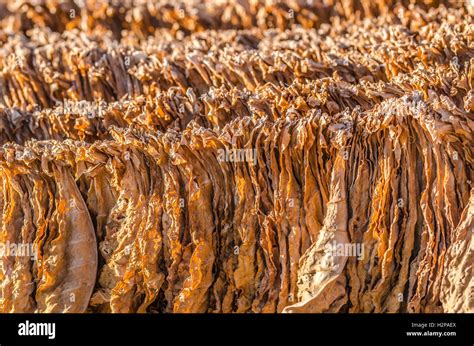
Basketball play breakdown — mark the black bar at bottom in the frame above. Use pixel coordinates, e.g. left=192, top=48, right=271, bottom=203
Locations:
left=0, top=313, right=472, bottom=345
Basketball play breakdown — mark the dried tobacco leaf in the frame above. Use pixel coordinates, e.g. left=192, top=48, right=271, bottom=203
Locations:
left=0, top=0, right=472, bottom=313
